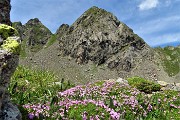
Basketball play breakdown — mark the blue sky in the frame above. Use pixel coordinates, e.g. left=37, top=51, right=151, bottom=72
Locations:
left=11, top=0, right=180, bottom=47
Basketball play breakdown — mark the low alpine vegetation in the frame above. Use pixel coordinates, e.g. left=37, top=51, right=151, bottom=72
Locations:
left=127, top=76, right=161, bottom=93
left=9, top=67, right=180, bottom=120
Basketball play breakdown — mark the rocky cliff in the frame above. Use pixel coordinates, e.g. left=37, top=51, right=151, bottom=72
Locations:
left=0, top=1, right=22, bottom=119
left=13, top=18, right=52, bottom=56
left=0, top=24, right=21, bottom=120
left=55, top=24, right=69, bottom=38
left=57, top=6, right=172, bottom=81
left=0, top=0, right=11, bottom=25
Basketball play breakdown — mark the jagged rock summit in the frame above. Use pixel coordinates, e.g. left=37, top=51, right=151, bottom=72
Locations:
left=59, top=6, right=151, bottom=64
left=13, top=18, right=52, bottom=54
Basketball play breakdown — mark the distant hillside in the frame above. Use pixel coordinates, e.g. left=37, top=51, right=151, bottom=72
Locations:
left=12, top=18, right=54, bottom=57
left=154, top=45, right=180, bottom=78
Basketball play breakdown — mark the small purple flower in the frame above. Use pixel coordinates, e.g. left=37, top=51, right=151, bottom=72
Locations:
left=163, top=98, right=167, bottom=102
left=170, top=104, right=177, bottom=108
left=82, top=111, right=88, bottom=120
left=113, top=100, right=118, bottom=106
left=28, top=113, right=34, bottom=120
left=143, top=111, right=147, bottom=117
left=147, top=104, right=152, bottom=111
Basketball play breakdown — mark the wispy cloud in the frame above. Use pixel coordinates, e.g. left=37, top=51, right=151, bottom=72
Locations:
left=135, top=15, right=180, bottom=35
left=131, top=15, right=180, bottom=46
left=138, top=0, right=159, bottom=11
left=147, top=33, right=180, bottom=47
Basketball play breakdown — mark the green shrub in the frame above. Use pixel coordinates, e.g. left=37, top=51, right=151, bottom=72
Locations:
left=127, top=77, right=161, bottom=93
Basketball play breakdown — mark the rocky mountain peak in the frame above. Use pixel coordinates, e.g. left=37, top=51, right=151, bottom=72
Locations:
left=57, top=6, right=162, bottom=80
left=56, top=24, right=69, bottom=37
left=25, top=18, right=42, bottom=26
left=13, top=18, right=52, bottom=55
left=72, top=6, right=120, bottom=29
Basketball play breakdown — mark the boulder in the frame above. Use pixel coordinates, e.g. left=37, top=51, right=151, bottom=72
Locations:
left=157, top=81, right=168, bottom=87
left=116, top=77, right=128, bottom=84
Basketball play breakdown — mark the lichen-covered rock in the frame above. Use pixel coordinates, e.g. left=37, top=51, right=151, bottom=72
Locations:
left=0, top=24, right=17, bottom=39
left=0, top=0, right=11, bottom=25
left=2, top=37, right=20, bottom=54
left=0, top=24, right=21, bottom=120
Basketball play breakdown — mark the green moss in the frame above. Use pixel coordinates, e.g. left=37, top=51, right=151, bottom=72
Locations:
left=0, top=24, right=18, bottom=39
left=127, top=76, right=161, bottom=93
left=1, top=37, right=20, bottom=54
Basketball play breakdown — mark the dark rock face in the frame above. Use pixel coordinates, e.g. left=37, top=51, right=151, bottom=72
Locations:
left=55, top=24, right=69, bottom=37
left=0, top=49, right=21, bottom=120
left=0, top=1, right=22, bottom=119
left=12, top=22, right=24, bottom=42
left=0, top=0, right=11, bottom=25
left=57, top=6, right=155, bottom=79
left=24, top=18, right=52, bottom=50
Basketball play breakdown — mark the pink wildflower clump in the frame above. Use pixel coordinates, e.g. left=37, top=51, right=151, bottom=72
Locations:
left=22, top=80, right=180, bottom=119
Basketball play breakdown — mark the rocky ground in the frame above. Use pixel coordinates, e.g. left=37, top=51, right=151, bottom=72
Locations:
left=19, top=41, right=119, bottom=85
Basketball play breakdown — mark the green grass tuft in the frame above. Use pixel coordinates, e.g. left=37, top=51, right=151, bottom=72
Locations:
left=9, top=66, right=74, bottom=105
left=44, top=34, right=57, bottom=48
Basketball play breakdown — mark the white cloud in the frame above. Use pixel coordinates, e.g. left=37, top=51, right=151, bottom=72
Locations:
left=132, top=15, right=180, bottom=46
left=138, top=0, right=159, bottom=11
left=148, top=33, right=180, bottom=47
left=135, top=15, right=180, bottom=35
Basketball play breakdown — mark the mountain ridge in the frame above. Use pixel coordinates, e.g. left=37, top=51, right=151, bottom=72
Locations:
left=15, top=6, right=179, bottom=83
left=13, top=18, right=52, bottom=57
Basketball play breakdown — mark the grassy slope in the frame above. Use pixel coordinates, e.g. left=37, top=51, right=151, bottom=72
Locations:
left=154, top=46, right=180, bottom=77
